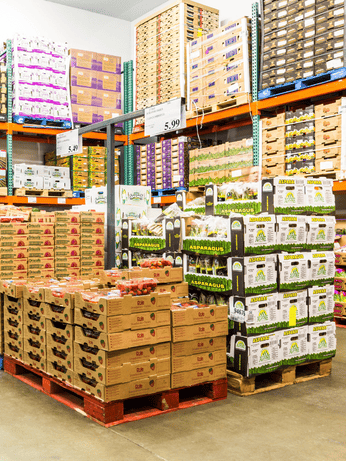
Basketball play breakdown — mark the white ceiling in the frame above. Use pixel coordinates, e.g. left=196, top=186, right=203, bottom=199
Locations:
left=45, top=0, right=168, bottom=22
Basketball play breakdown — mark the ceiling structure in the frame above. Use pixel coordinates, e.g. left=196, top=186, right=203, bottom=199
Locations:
left=45, top=0, right=169, bottom=21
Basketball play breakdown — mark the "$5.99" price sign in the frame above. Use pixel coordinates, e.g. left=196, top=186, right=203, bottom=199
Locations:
left=56, top=129, right=83, bottom=157
left=145, top=98, right=186, bottom=137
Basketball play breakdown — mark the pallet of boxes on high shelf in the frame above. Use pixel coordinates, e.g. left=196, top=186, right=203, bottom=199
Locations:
left=262, top=96, right=346, bottom=179
left=69, top=48, right=122, bottom=125
left=259, top=0, right=346, bottom=99
left=0, top=65, right=7, bottom=122
left=187, top=16, right=252, bottom=115
left=11, top=35, right=72, bottom=127
left=135, top=0, right=219, bottom=122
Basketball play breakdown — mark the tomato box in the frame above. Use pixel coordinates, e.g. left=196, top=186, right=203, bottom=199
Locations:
left=54, top=211, right=80, bottom=223
left=80, top=211, right=105, bottom=223
left=80, top=245, right=104, bottom=257
left=4, top=307, right=23, bottom=325
left=46, top=318, right=74, bottom=343
left=0, top=222, right=28, bottom=234
left=154, top=282, right=189, bottom=298
left=171, top=336, right=227, bottom=358
left=129, top=267, right=183, bottom=283
left=73, top=341, right=170, bottom=368
left=23, top=323, right=46, bottom=344
left=24, top=298, right=48, bottom=316
left=172, top=320, right=228, bottom=342
left=0, top=260, right=27, bottom=271
left=55, top=268, right=81, bottom=278
left=80, top=234, right=105, bottom=246
left=74, top=324, right=171, bottom=351
left=47, top=333, right=73, bottom=356
left=23, top=310, right=45, bottom=330
left=27, top=246, right=54, bottom=258
left=47, top=347, right=73, bottom=370
left=0, top=270, right=27, bottom=280
left=74, top=355, right=170, bottom=386
left=171, top=304, right=228, bottom=327
left=55, top=235, right=81, bottom=246
left=23, top=351, right=47, bottom=372
left=45, top=303, right=74, bottom=324
left=171, top=364, right=226, bottom=388
left=55, top=245, right=80, bottom=257
left=0, top=235, right=28, bottom=247
left=27, top=223, right=55, bottom=235
left=74, top=291, right=171, bottom=316
left=171, top=349, right=226, bottom=373
left=27, top=235, right=55, bottom=246
left=74, top=372, right=170, bottom=402
left=80, top=267, right=102, bottom=277
left=47, top=360, right=74, bottom=385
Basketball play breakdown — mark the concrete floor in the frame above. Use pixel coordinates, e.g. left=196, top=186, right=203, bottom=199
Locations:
left=1, top=329, right=346, bottom=461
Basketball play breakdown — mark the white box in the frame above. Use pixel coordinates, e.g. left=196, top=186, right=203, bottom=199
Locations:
left=13, top=174, right=43, bottom=189
left=115, top=185, right=151, bottom=207
left=310, top=250, right=334, bottom=286
left=115, top=205, right=148, bottom=227
left=48, top=166, right=70, bottom=179
left=44, top=178, right=71, bottom=190
left=280, top=326, right=309, bottom=366
left=278, top=290, right=308, bottom=328
left=308, top=285, right=334, bottom=324
left=306, top=216, right=335, bottom=250
left=308, top=321, right=336, bottom=360
left=278, top=253, right=311, bottom=291
left=273, top=177, right=306, bottom=214
left=305, top=178, right=335, bottom=214
left=13, top=164, right=39, bottom=176
left=276, top=215, right=306, bottom=252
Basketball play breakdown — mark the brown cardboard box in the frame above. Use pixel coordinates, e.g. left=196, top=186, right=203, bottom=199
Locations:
left=97, top=53, right=121, bottom=74
left=23, top=311, right=45, bottom=330
left=5, top=343, right=23, bottom=361
left=171, top=304, right=228, bottom=327
left=23, top=299, right=48, bottom=316
left=154, top=282, right=189, bottom=298
left=27, top=235, right=55, bottom=246
left=55, top=235, right=81, bottom=246
left=74, top=307, right=170, bottom=333
left=97, top=72, right=121, bottom=92
left=80, top=245, right=104, bottom=257
left=27, top=223, right=54, bottom=235
left=129, top=267, right=183, bottom=284
left=70, top=49, right=94, bottom=70
left=172, top=320, right=228, bottom=342
left=0, top=235, right=28, bottom=247
left=45, top=304, right=74, bottom=324
left=70, top=68, right=97, bottom=88
left=0, top=246, right=28, bottom=259
left=74, top=292, right=171, bottom=316
left=74, top=341, right=170, bottom=368
left=96, top=90, right=121, bottom=108
left=0, top=260, right=27, bottom=272
left=27, top=246, right=54, bottom=258
left=71, top=105, right=95, bottom=124
left=171, top=346, right=226, bottom=372
left=23, top=324, right=46, bottom=345
left=46, top=318, right=74, bottom=342
left=74, top=372, right=170, bottom=402
left=70, top=87, right=96, bottom=106
left=28, top=269, right=55, bottom=279
left=315, top=115, right=341, bottom=132
left=44, top=289, right=75, bottom=309
left=98, top=108, right=123, bottom=122
left=24, top=341, right=46, bottom=361
left=315, top=129, right=341, bottom=146
left=47, top=347, right=73, bottom=371
left=0, top=222, right=28, bottom=234
left=54, top=256, right=80, bottom=269
left=74, top=355, right=170, bottom=386
left=55, top=211, right=81, bottom=223
left=315, top=156, right=340, bottom=173
left=171, top=363, right=226, bottom=388
left=47, top=333, right=73, bottom=356
left=4, top=294, right=23, bottom=310
left=27, top=258, right=54, bottom=270
left=23, top=350, right=46, bottom=372
left=80, top=222, right=104, bottom=234
left=1, top=281, right=26, bottom=298
left=74, top=324, right=171, bottom=351
left=315, top=98, right=342, bottom=118
left=4, top=330, right=23, bottom=350
left=55, top=222, right=80, bottom=234
left=55, top=246, right=80, bottom=257
left=47, top=360, right=74, bottom=385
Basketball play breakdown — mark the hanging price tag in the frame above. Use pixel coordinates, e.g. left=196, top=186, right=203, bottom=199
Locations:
left=56, top=129, right=83, bottom=157
left=27, top=197, right=37, bottom=203
left=145, top=98, right=186, bottom=137
left=58, top=197, right=66, bottom=204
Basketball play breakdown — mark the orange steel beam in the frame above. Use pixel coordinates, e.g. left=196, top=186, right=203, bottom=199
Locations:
left=256, top=78, right=346, bottom=111
left=151, top=195, right=176, bottom=205
left=333, top=181, right=346, bottom=192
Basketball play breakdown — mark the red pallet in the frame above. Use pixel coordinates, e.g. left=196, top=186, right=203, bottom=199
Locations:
left=3, top=355, right=227, bottom=427
left=334, top=316, right=346, bottom=329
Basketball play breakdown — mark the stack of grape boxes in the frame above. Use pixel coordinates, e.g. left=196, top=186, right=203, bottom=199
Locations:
left=73, top=290, right=172, bottom=402
left=171, top=300, right=228, bottom=388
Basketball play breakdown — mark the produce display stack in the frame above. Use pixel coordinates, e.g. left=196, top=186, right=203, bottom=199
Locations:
left=70, top=48, right=122, bottom=125
left=0, top=294, right=3, bottom=356
left=80, top=211, right=105, bottom=278
left=73, top=283, right=171, bottom=401
left=188, top=17, right=252, bottom=112
left=12, top=35, right=72, bottom=126
left=27, top=218, right=55, bottom=279
left=135, top=0, right=219, bottom=116
left=88, top=147, right=106, bottom=188
left=260, top=0, right=346, bottom=93
left=0, top=220, right=28, bottom=280
left=71, top=149, right=89, bottom=192
left=3, top=282, right=24, bottom=363
left=262, top=96, right=344, bottom=178
left=54, top=211, right=81, bottom=279
left=0, top=65, right=7, bottom=121
left=189, top=138, right=258, bottom=187
left=13, top=163, right=70, bottom=191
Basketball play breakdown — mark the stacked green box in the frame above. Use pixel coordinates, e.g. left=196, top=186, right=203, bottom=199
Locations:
left=88, top=146, right=106, bottom=187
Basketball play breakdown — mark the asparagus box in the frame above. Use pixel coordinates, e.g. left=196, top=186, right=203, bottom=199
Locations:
left=278, top=290, right=308, bottom=328
left=280, top=326, right=309, bottom=366
left=308, top=321, right=336, bottom=360
left=278, top=253, right=311, bottom=291
left=231, top=215, right=276, bottom=256
left=261, top=177, right=305, bottom=214
left=229, top=331, right=281, bottom=377
left=305, top=178, right=335, bottom=214
left=310, top=251, right=334, bottom=286
left=306, top=217, right=335, bottom=250
left=308, top=285, right=334, bottom=324
left=276, top=215, right=306, bottom=252
left=229, top=293, right=280, bottom=335
left=232, top=255, right=277, bottom=296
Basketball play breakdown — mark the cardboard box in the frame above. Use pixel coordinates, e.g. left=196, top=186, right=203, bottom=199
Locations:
left=55, top=246, right=80, bottom=257
left=0, top=235, right=28, bottom=247
left=74, top=372, right=170, bottom=402
left=45, top=303, right=74, bottom=324
left=4, top=294, right=23, bottom=310
left=74, top=355, right=170, bottom=386
left=55, top=222, right=80, bottom=235
left=230, top=215, right=276, bottom=256
left=280, top=326, right=309, bottom=366
left=47, top=360, right=74, bottom=385
left=306, top=216, right=335, bottom=250
left=310, top=250, right=334, bottom=286
left=0, top=222, right=28, bottom=235
left=74, top=324, right=171, bottom=351
left=74, top=291, right=171, bottom=316
left=308, top=321, right=336, bottom=360
left=27, top=258, right=54, bottom=270
left=276, top=215, right=306, bottom=252
left=72, top=104, right=97, bottom=124
left=278, top=253, right=311, bottom=291
left=55, top=235, right=81, bottom=246
left=23, top=350, right=46, bottom=372
left=80, top=245, right=104, bottom=257
left=44, top=289, right=75, bottom=309
left=27, top=246, right=54, bottom=258
left=171, top=363, right=226, bottom=388
left=80, top=222, right=104, bottom=234
left=28, top=269, right=55, bottom=279
left=129, top=267, right=183, bottom=284
left=4, top=330, right=23, bottom=350
left=47, top=347, right=73, bottom=370
left=154, top=282, right=189, bottom=298
left=5, top=343, right=23, bottom=361
left=27, top=235, right=55, bottom=246
left=73, top=341, right=170, bottom=368
left=171, top=304, right=228, bottom=327
left=24, top=298, right=48, bottom=317
left=172, top=320, right=228, bottom=343
left=172, top=348, right=226, bottom=373
left=23, top=310, right=45, bottom=330
left=55, top=211, right=81, bottom=223
left=231, top=255, right=277, bottom=296
left=47, top=332, right=73, bottom=357
left=46, top=318, right=74, bottom=343
left=70, top=68, right=97, bottom=88
left=308, top=285, right=334, bottom=324
left=70, top=49, right=95, bottom=70
left=278, top=290, right=308, bottom=329
left=70, top=87, right=96, bottom=106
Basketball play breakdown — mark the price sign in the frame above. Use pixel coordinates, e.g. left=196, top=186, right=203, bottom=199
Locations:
left=56, top=129, right=83, bottom=157
left=145, top=98, right=186, bottom=137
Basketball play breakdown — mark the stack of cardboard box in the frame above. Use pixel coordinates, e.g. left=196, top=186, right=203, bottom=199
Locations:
left=27, top=217, right=55, bottom=279
left=55, top=211, right=81, bottom=278
left=88, top=147, right=106, bottom=188
left=188, top=17, right=251, bottom=111
left=3, top=282, right=24, bottom=362
left=70, top=49, right=122, bottom=125
left=0, top=66, right=7, bottom=122
left=0, top=221, right=28, bottom=280
left=71, top=149, right=89, bottom=192
left=13, top=164, right=70, bottom=191
left=73, top=290, right=172, bottom=402
left=80, top=211, right=105, bottom=278
left=171, top=301, right=228, bottom=388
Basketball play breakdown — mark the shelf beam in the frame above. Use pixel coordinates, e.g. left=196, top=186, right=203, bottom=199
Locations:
left=0, top=196, right=85, bottom=206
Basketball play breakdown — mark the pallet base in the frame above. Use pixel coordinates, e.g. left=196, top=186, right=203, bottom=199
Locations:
left=187, top=94, right=250, bottom=118
left=0, top=355, right=3, bottom=370
left=14, top=188, right=73, bottom=198
left=151, top=187, right=187, bottom=197
left=13, top=115, right=72, bottom=129
left=227, top=359, right=332, bottom=396
left=4, top=355, right=227, bottom=427
left=334, top=316, right=346, bottom=329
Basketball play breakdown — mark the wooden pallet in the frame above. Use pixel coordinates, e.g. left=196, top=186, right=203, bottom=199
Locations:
left=227, top=358, right=332, bottom=397
left=14, top=188, right=73, bottom=198
left=4, top=355, right=227, bottom=427
left=187, top=94, right=251, bottom=119
left=0, top=187, right=7, bottom=196
left=334, top=316, right=346, bottom=329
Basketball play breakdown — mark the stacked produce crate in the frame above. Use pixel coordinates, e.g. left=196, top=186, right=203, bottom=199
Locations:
left=0, top=293, right=3, bottom=356
left=262, top=96, right=344, bottom=178
left=13, top=163, right=70, bottom=191
left=135, top=0, right=219, bottom=113
left=80, top=212, right=105, bottom=278
left=3, top=282, right=24, bottom=362
left=88, top=147, right=106, bottom=188
left=260, top=0, right=346, bottom=92
left=27, top=215, right=55, bottom=279
left=189, top=138, right=257, bottom=187
left=0, top=221, right=28, bottom=280
left=71, top=149, right=89, bottom=192
left=0, top=65, right=7, bottom=121
left=188, top=17, right=252, bottom=112
left=55, top=211, right=81, bottom=278
left=70, top=48, right=122, bottom=125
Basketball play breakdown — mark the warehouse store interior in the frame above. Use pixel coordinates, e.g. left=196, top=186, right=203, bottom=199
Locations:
left=0, top=0, right=346, bottom=459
